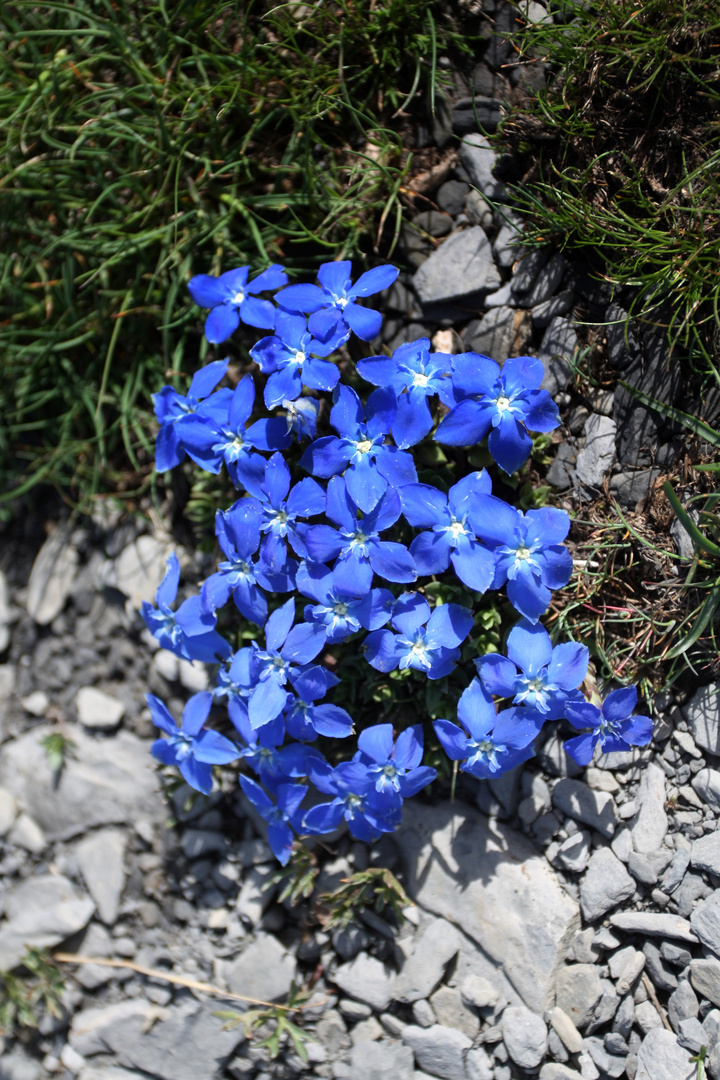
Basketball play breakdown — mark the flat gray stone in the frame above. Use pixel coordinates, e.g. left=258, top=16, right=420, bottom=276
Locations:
left=71, top=1001, right=156, bottom=1056
left=547, top=1006, right=583, bottom=1054
left=552, top=779, right=617, bottom=838
left=0, top=787, right=19, bottom=837
left=627, top=849, right=673, bottom=885
left=78, top=1069, right=149, bottom=1080
left=676, top=1017, right=706, bottom=1053
left=522, top=253, right=567, bottom=308
left=502, top=1005, right=548, bottom=1069
left=464, top=305, right=531, bottom=361
left=690, top=893, right=720, bottom=958
left=396, top=800, right=579, bottom=1013
left=333, top=953, right=396, bottom=1012
left=0, top=874, right=95, bottom=969
left=401, top=1024, right=471, bottom=1080
left=413, top=227, right=501, bottom=306
left=580, top=847, right=635, bottom=923
left=349, top=1040, right=414, bottom=1080
left=683, top=683, right=720, bottom=756
left=224, top=933, right=295, bottom=1003
left=575, top=414, right=617, bottom=488
left=540, top=1067, right=582, bottom=1080
left=76, top=687, right=126, bottom=730
left=667, top=980, right=699, bottom=1031
left=690, top=958, right=720, bottom=1007
left=0, top=725, right=163, bottom=841
left=392, top=918, right=460, bottom=1003
left=76, top=828, right=127, bottom=924
left=26, top=528, right=79, bottom=625
left=630, top=764, right=667, bottom=854
left=493, top=213, right=524, bottom=269
left=458, top=133, right=507, bottom=201
left=691, top=768, right=720, bottom=813
left=690, top=831, right=720, bottom=874
left=555, top=964, right=602, bottom=1029
left=636, top=1028, right=694, bottom=1080
left=429, top=985, right=479, bottom=1040
left=465, top=1046, right=494, bottom=1080
left=609, top=912, right=698, bottom=942
left=107, top=534, right=174, bottom=607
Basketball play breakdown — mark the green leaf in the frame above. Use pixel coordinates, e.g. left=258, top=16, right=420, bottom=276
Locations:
left=620, top=382, right=720, bottom=448
left=663, top=482, right=720, bottom=558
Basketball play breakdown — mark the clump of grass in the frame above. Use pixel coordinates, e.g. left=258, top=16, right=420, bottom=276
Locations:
left=500, top=0, right=720, bottom=362
left=0, top=0, right=479, bottom=509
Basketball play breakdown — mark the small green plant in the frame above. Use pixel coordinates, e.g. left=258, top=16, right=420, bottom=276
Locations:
left=267, top=844, right=320, bottom=907
left=316, top=866, right=411, bottom=931
left=0, top=949, right=66, bottom=1036
left=215, top=981, right=317, bottom=1064
left=39, top=730, right=77, bottom=774
left=691, top=1045, right=708, bottom=1080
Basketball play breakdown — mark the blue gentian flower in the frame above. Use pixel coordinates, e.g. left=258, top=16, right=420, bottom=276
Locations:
left=200, top=500, right=297, bottom=628
left=277, top=261, right=399, bottom=343
left=148, top=691, right=239, bottom=795
left=364, top=592, right=473, bottom=680
left=248, top=598, right=326, bottom=729
left=296, top=560, right=393, bottom=646
left=180, top=374, right=292, bottom=492
left=188, top=264, right=288, bottom=343
left=435, top=354, right=561, bottom=474
left=476, top=618, right=588, bottom=718
left=153, top=359, right=233, bottom=472
left=284, top=665, right=354, bottom=741
left=282, top=396, right=319, bottom=441
left=303, top=477, right=416, bottom=592
left=214, top=647, right=254, bottom=723
left=250, top=312, right=341, bottom=408
left=356, top=723, right=437, bottom=797
left=300, top=384, right=417, bottom=513
left=434, top=679, right=545, bottom=780
left=564, top=686, right=653, bottom=766
left=303, top=760, right=403, bottom=842
left=470, top=501, right=573, bottom=622
left=229, top=707, right=323, bottom=786
left=245, top=452, right=326, bottom=573
left=142, top=553, right=231, bottom=664
left=400, top=470, right=496, bottom=592
left=357, top=338, right=452, bottom=448
left=239, top=775, right=307, bottom=865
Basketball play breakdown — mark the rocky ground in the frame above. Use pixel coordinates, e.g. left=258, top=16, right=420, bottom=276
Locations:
left=2, top=5, right=720, bottom=1078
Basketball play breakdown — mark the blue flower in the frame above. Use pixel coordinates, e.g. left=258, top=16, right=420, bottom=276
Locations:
left=470, top=501, right=573, bottom=622
left=302, top=760, right=403, bottom=842
left=356, top=723, right=437, bottom=797
left=435, top=354, right=561, bottom=474
left=302, top=477, right=416, bottom=593
left=214, top=647, right=254, bottom=718
left=564, top=686, right=653, bottom=766
left=277, top=261, right=399, bottom=343
left=364, top=592, right=473, bottom=680
left=239, top=775, right=308, bottom=865
left=153, top=359, right=233, bottom=472
left=250, top=312, right=341, bottom=408
left=284, top=665, right=354, bottom=741
left=200, top=500, right=297, bottom=629
left=228, top=706, right=324, bottom=787
left=300, top=384, right=417, bottom=513
left=476, top=618, right=588, bottom=718
left=149, top=692, right=239, bottom=795
left=179, top=374, right=292, bottom=491
left=356, top=338, right=452, bottom=448
left=142, top=553, right=231, bottom=664
left=188, top=264, right=288, bottom=343
left=400, top=470, right=496, bottom=592
left=296, top=560, right=393, bottom=646
left=434, top=679, right=545, bottom=779
left=282, top=396, right=319, bottom=441
left=248, top=598, right=327, bottom=729
left=245, top=452, right=326, bottom=573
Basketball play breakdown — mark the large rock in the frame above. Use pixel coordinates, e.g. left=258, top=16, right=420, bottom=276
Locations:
left=0, top=725, right=163, bottom=841
left=413, top=227, right=501, bottom=307
left=691, top=768, right=720, bottom=812
left=401, top=1024, right=472, bottom=1080
left=459, top=133, right=507, bottom=202
left=502, top=1006, right=548, bottom=1069
left=580, top=848, right=635, bottom=922
left=0, top=874, right=95, bottom=969
left=392, top=918, right=460, bottom=1003
left=72, top=999, right=244, bottom=1080
left=636, top=1027, right=694, bottom=1080
left=396, top=800, right=579, bottom=1013
left=76, top=829, right=127, bottom=924
left=555, top=965, right=602, bottom=1029
left=224, top=933, right=296, bottom=1004
left=690, top=893, right=720, bottom=958
left=106, top=534, right=174, bottom=607
left=25, top=528, right=79, bottom=625
left=683, top=683, right=720, bottom=755
left=575, top=414, right=617, bottom=488
left=552, top=779, right=617, bottom=838
left=349, top=1040, right=414, bottom=1080
left=630, top=764, right=668, bottom=854
left=464, top=306, right=531, bottom=362
left=332, top=953, right=396, bottom=1012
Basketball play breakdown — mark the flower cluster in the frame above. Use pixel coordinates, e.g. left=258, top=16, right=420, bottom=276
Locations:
left=144, top=258, right=653, bottom=862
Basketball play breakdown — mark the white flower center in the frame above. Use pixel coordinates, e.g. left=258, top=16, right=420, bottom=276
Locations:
left=232, top=289, right=245, bottom=306
left=516, top=546, right=531, bottom=560
left=412, top=371, right=429, bottom=388
left=356, top=439, right=373, bottom=454
left=231, top=435, right=244, bottom=451
left=496, top=395, right=511, bottom=412
left=449, top=519, right=466, bottom=538
left=293, top=350, right=305, bottom=365
left=352, top=531, right=369, bottom=547
left=333, top=601, right=349, bottom=616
